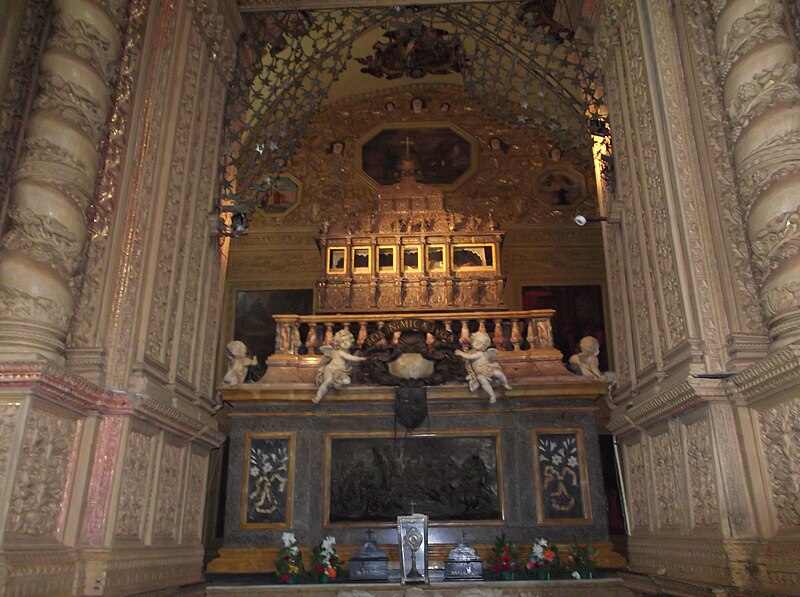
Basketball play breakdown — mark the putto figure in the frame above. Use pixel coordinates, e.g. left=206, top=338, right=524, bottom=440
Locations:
left=314, top=329, right=367, bottom=403
left=221, top=340, right=257, bottom=386
left=569, top=336, right=604, bottom=379
left=455, top=331, right=512, bottom=403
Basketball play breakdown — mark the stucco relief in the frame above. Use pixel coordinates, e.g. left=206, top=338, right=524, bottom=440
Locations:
left=0, top=404, right=19, bottom=491
left=82, top=415, right=124, bottom=543
left=684, top=418, right=720, bottom=527
left=751, top=208, right=800, bottom=274
left=727, top=63, right=800, bottom=142
left=758, top=399, right=800, bottom=529
left=115, top=429, right=154, bottom=538
left=48, top=13, right=114, bottom=79
left=650, top=430, right=680, bottom=529
left=717, top=3, right=787, bottom=79
left=154, top=440, right=185, bottom=539
left=0, top=284, right=71, bottom=331
left=5, top=408, right=78, bottom=537
left=182, top=451, right=207, bottom=543
left=35, top=73, right=106, bottom=147
left=625, top=439, right=650, bottom=532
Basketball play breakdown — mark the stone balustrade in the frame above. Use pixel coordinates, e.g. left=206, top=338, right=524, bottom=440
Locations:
left=272, top=310, right=555, bottom=356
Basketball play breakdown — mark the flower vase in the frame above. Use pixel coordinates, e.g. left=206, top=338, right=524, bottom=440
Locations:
left=319, top=575, right=329, bottom=584
left=535, top=570, right=550, bottom=580
left=501, top=571, right=515, bottom=581
left=288, top=576, right=297, bottom=585
left=579, top=570, right=593, bottom=579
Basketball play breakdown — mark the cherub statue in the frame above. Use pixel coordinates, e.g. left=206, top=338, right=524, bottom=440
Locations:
left=569, top=336, right=604, bottom=379
left=314, top=329, right=366, bottom=403
left=221, top=340, right=257, bottom=386
left=455, top=331, right=512, bottom=403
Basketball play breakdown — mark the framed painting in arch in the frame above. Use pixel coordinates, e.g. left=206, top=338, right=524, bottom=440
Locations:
left=240, top=432, right=296, bottom=529
left=531, top=428, right=592, bottom=525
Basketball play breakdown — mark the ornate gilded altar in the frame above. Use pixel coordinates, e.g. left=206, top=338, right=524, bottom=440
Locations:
left=317, top=153, right=506, bottom=313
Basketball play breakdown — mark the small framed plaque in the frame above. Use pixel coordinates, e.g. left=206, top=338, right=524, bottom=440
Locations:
left=397, top=513, right=428, bottom=584
left=352, top=247, right=371, bottom=273
left=327, top=247, right=347, bottom=274
left=378, top=246, right=396, bottom=273
left=402, top=246, right=421, bottom=273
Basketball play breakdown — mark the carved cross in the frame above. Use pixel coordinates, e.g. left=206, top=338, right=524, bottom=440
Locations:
left=402, top=136, right=415, bottom=155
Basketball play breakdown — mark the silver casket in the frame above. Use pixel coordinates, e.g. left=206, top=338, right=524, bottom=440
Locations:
left=443, top=535, right=484, bottom=581
left=349, top=530, right=389, bottom=581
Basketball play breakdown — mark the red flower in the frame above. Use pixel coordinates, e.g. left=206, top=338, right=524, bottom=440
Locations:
left=502, top=546, right=509, bottom=552
left=494, top=563, right=501, bottom=572
left=280, top=574, right=289, bottom=583
left=316, top=564, right=324, bottom=573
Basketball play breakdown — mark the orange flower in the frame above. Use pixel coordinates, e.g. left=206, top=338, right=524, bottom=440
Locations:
left=326, top=566, right=336, bottom=578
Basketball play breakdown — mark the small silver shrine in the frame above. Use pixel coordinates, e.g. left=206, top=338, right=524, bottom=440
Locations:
left=444, top=533, right=484, bottom=581
left=349, top=529, right=389, bottom=581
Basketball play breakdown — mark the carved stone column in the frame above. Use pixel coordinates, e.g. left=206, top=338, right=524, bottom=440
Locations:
left=714, top=0, right=800, bottom=350
left=0, top=0, right=122, bottom=362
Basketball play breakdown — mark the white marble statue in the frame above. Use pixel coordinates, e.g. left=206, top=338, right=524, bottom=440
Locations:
left=568, top=336, right=604, bottom=378
left=455, top=331, right=512, bottom=403
left=221, top=340, right=257, bottom=386
left=314, top=329, right=366, bottom=403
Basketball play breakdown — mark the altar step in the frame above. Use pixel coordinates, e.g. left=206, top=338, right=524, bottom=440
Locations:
left=206, top=576, right=633, bottom=596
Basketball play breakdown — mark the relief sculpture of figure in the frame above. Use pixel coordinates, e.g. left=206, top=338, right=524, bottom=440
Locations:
left=314, top=329, right=367, bottom=403
left=221, top=340, right=258, bottom=386
left=568, top=336, right=604, bottom=378
left=455, top=331, right=511, bottom=403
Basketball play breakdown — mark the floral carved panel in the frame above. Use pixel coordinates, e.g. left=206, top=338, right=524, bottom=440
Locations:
left=153, top=439, right=185, bottom=540
left=115, top=428, right=155, bottom=539
left=650, top=430, right=680, bottom=530
left=624, top=439, right=650, bottom=532
left=181, top=449, right=207, bottom=543
left=684, top=417, right=720, bottom=528
left=5, top=407, right=79, bottom=538
left=0, top=404, right=20, bottom=493
left=758, top=399, right=800, bottom=531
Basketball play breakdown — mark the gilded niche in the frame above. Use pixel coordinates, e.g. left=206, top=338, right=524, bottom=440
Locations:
left=245, top=85, right=597, bottom=232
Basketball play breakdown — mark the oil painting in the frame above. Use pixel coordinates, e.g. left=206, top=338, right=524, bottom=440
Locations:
left=260, top=174, right=301, bottom=216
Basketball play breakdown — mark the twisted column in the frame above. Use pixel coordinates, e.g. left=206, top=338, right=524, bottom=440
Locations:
left=0, top=0, right=122, bottom=361
left=714, top=0, right=800, bottom=350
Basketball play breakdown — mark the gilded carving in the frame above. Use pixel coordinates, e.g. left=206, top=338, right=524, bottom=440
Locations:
left=650, top=431, right=679, bottom=529
left=154, top=441, right=185, bottom=539
left=6, top=408, right=78, bottom=537
left=758, top=399, right=800, bottom=529
left=684, top=418, right=719, bottom=527
left=82, top=416, right=123, bottom=542
left=115, top=429, right=154, bottom=538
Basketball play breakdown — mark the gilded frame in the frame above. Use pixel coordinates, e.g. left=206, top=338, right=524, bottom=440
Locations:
left=377, top=245, right=397, bottom=274
left=451, top=243, right=496, bottom=272
left=531, top=427, right=592, bottom=525
left=426, top=244, right=446, bottom=272
left=352, top=246, right=372, bottom=274
left=322, top=430, right=505, bottom=528
left=326, top=246, right=347, bottom=274
left=402, top=245, right=422, bottom=273
left=240, top=431, right=296, bottom=530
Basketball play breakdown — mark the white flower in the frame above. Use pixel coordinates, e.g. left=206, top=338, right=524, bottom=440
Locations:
left=551, top=454, right=563, bottom=465
left=282, top=532, right=295, bottom=547
left=532, top=544, right=544, bottom=559
left=571, top=571, right=581, bottom=579
left=292, top=545, right=299, bottom=555
left=322, top=536, right=336, bottom=551
left=567, top=456, right=578, bottom=467
left=538, top=538, right=548, bottom=547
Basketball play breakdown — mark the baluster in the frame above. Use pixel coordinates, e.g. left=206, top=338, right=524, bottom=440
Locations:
left=537, top=318, right=553, bottom=348
left=356, top=322, right=368, bottom=349
left=510, top=318, right=522, bottom=351
left=478, top=319, right=487, bottom=335
left=426, top=333, right=436, bottom=347
left=305, top=322, right=318, bottom=355
left=443, top=320, right=453, bottom=333
left=276, top=321, right=291, bottom=354
left=392, top=331, right=401, bottom=346
left=292, top=322, right=301, bottom=354
left=526, top=318, right=536, bottom=348
left=493, top=319, right=504, bottom=350
left=460, top=319, right=471, bottom=348
left=323, top=322, right=334, bottom=347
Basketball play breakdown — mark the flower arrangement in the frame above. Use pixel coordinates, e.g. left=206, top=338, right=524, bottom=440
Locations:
left=275, top=531, right=304, bottom=584
left=311, top=536, right=343, bottom=583
left=487, top=532, right=523, bottom=580
left=525, top=537, right=560, bottom=579
left=566, top=543, right=599, bottom=579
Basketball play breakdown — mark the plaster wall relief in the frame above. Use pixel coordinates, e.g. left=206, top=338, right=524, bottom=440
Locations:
left=181, top=449, right=209, bottom=544
left=622, top=437, right=651, bottom=533
left=114, top=426, right=157, bottom=541
left=81, top=415, right=124, bottom=545
left=648, top=428, right=682, bottom=531
left=0, top=404, right=20, bottom=501
left=757, top=398, right=800, bottom=533
left=5, top=405, right=80, bottom=540
left=0, top=0, right=125, bottom=363
left=713, top=0, right=800, bottom=350
left=682, top=415, right=721, bottom=530
left=151, top=437, right=186, bottom=541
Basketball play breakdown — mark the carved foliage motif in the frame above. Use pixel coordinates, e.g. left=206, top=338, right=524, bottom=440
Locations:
left=48, top=13, right=113, bottom=79
left=115, top=429, right=153, bottom=538
left=758, top=399, right=800, bottom=529
left=681, top=0, right=765, bottom=333
left=625, top=440, right=650, bottom=531
left=0, top=283, right=70, bottom=330
left=717, top=3, right=787, bottom=79
left=34, top=72, right=105, bottom=146
left=82, top=416, right=123, bottom=543
left=182, top=451, right=207, bottom=543
left=621, top=6, right=687, bottom=352
left=728, top=63, right=800, bottom=142
left=751, top=208, right=800, bottom=274
left=0, top=405, right=19, bottom=492
left=146, top=25, right=204, bottom=362
left=650, top=430, right=680, bottom=529
left=154, top=440, right=184, bottom=539
left=761, top=281, right=800, bottom=320
left=6, top=408, right=78, bottom=537
left=684, top=418, right=719, bottom=527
